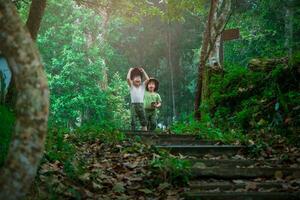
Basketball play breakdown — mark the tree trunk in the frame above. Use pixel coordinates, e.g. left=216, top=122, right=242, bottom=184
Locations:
left=208, top=0, right=231, bottom=70
left=4, top=0, right=47, bottom=107
left=0, top=2, right=49, bottom=199
left=99, top=10, right=110, bottom=90
left=194, top=0, right=217, bottom=120
left=167, top=22, right=176, bottom=120
left=208, top=34, right=221, bottom=68
left=26, top=0, right=47, bottom=41
left=208, top=1, right=221, bottom=69
left=194, top=0, right=231, bottom=120
left=171, top=22, right=185, bottom=115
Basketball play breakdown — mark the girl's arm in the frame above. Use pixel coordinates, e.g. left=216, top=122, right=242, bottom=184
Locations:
left=127, top=68, right=133, bottom=86
left=155, top=95, right=162, bottom=108
left=140, top=68, right=150, bottom=85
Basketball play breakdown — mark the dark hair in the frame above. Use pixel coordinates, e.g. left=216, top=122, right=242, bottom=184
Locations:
left=146, top=78, right=159, bottom=92
left=130, top=68, right=143, bottom=80
left=148, top=79, right=156, bottom=85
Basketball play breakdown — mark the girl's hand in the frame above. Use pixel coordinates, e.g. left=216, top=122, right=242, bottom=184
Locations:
left=155, top=102, right=161, bottom=108
left=139, top=67, right=144, bottom=72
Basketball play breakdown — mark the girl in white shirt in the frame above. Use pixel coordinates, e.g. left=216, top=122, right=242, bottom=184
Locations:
left=127, top=67, right=149, bottom=131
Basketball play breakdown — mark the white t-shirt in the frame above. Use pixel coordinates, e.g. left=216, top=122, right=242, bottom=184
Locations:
left=130, top=83, right=145, bottom=103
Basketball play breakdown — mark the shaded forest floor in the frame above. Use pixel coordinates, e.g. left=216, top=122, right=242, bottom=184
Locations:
left=27, top=131, right=187, bottom=200
left=26, top=130, right=300, bottom=200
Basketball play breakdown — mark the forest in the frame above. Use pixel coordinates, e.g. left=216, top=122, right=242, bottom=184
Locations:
left=0, top=0, right=299, bottom=199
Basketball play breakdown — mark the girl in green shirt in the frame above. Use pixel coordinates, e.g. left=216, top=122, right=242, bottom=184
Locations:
left=144, top=78, right=162, bottom=131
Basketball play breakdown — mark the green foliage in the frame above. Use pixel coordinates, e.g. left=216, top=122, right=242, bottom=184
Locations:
left=151, top=151, right=191, bottom=185
left=15, top=0, right=300, bottom=143
left=45, top=129, right=76, bottom=162
left=161, top=0, right=206, bottom=21
left=16, top=0, right=211, bottom=129
left=172, top=52, right=299, bottom=143
left=38, top=0, right=106, bottom=127
left=171, top=53, right=299, bottom=144
left=208, top=56, right=300, bottom=139
left=107, top=73, right=131, bottom=129
left=291, top=51, right=300, bottom=66
left=0, top=105, right=15, bottom=167
left=225, top=0, right=300, bottom=66
left=74, top=125, right=126, bottom=143
left=27, top=0, right=131, bottom=129
left=171, top=113, right=248, bottom=143
left=248, top=139, right=269, bottom=157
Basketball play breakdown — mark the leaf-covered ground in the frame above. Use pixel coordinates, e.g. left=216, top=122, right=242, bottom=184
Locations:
left=26, top=130, right=300, bottom=199
left=28, top=136, right=186, bottom=200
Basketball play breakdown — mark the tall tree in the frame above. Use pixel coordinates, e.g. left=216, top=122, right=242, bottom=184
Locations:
left=166, top=21, right=176, bottom=119
left=0, top=2, right=49, bottom=199
left=26, top=0, right=47, bottom=41
left=208, top=0, right=231, bottom=69
left=75, top=0, right=115, bottom=90
left=194, top=0, right=231, bottom=120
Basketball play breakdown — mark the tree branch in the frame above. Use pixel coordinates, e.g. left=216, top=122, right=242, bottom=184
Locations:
left=26, top=0, right=47, bottom=41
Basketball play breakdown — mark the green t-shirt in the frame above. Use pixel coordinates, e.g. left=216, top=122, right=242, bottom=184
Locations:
left=144, top=91, right=162, bottom=109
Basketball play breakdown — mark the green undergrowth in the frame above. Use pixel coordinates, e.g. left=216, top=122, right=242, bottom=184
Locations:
left=171, top=54, right=300, bottom=146
left=0, top=105, right=15, bottom=167
left=209, top=55, right=299, bottom=145
left=150, top=151, right=191, bottom=185
left=171, top=114, right=249, bottom=144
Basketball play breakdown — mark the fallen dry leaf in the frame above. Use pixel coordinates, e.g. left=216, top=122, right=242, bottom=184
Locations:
left=274, top=170, right=283, bottom=180
left=245, top=182, right=257, bottom=191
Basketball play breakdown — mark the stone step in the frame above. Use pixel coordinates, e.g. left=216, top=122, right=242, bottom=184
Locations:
left=183, top=191, right=300, bottom=200
left=188, top=180, right=298, bottom=191
left=191, top=167, right=300, bottom=179
left=190, top=157, right=300, bottom=168
left=123, top=131, right=221, bottom=145
left=156, top=144, right=246, bottom=156
left=190, top=159, right=255, bottom=168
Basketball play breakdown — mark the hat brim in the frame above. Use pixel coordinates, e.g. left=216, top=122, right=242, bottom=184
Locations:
left=146, top=78, right=159, bottom=92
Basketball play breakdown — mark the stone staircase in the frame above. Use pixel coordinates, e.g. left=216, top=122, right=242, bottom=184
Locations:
left=124, top=131, right=300, bottom=200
